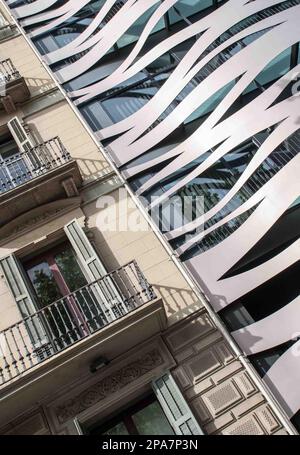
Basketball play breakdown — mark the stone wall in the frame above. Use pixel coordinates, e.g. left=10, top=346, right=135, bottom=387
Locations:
left=165, top=311, right=288, bottom=435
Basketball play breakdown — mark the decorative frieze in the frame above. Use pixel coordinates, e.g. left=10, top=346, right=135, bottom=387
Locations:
left=55, top=349, right=163, bottom=424
left=0, top=197, right=80, bottom=243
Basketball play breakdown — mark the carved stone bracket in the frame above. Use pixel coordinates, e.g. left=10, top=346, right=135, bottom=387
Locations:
left=1, top=95, right=16, bottom=114
left=62, top=177, right=79, bottom=197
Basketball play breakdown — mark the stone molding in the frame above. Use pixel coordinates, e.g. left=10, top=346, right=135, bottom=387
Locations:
left=55, top=349, right=163, bottom=424
left=0, top=197, right=81, bottom=244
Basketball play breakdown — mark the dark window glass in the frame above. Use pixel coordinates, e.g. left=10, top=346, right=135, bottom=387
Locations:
left=55, top=248, right=87, bottom=292
left=26, top=261, right=62, bottom=308
left=168, top=0, right=214, bottom=25
left=250, top=339, right=296, bottom=376
left=88, top=395, right=175, bottom=435
left=25, top=243, right=87, bottom=308
left=221, top=261, right=300, bottom=331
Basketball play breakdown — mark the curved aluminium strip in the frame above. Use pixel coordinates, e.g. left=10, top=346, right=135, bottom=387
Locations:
left=99, top=0, right=287, bottom=143
left=190, top=237, right=300, bottom=310
left=44, top=0, right=118, bottom=63
left=138, top=59, right=300, bottom=206
left=26, top=0, right=92, bottom=35
left=43, top=0, right=245, bottom=74
left=146, top=93, right=299, bottom=213
left=232, top=296, right=300, bottom=356
left=167, top=117, right=300, bottom=242
left=176, top=195, right=265, bottom=257
left=103, top=15, right=300, bottom=172
left=174, top=116, right=300, bottom=254
left=186, top=154, right=300, bottom=309
left=71, top=0, right=180, bottom=101
left=54, top=0, right=161, bottom=83
left=72, top=0, right=284, bottom=102
left=50, top=0, right=288, bottom=87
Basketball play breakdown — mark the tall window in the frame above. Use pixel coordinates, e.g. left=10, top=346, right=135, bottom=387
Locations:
left=24, top=242, right=87, bottom=309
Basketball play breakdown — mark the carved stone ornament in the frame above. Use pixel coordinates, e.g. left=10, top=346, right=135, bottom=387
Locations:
left=55, top=349, right=163, bottom=424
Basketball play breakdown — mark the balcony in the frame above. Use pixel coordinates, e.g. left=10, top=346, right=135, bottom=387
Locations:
left=0, top=58, right=30, bottom=113
left=0, top=137, right=82, bottom=231
left=0, top=137, right=71, bottom=193
left=0, top=261, right=161, bottom=386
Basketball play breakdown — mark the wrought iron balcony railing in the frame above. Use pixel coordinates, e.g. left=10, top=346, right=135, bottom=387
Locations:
left=0, top=261, right=156, bottom=385
left=0, top=58, right=20, bottom=83
left=0, top=137, right=71, bottom=194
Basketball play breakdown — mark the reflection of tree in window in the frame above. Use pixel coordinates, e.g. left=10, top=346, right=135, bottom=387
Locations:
left=29, top=265, right=61, bottom=308
left=55, top=247, right=87, bottom=292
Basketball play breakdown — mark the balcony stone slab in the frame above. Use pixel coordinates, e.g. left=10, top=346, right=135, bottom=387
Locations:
left=0, top=297, right=166, bottom=427
left=1, top=76, right=30, bottom=113
left=0, top=158, right=82, bottom=227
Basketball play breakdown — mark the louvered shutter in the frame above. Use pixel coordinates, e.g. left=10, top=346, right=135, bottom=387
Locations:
left=0, top=254, right=48, bottom=348
left=152, top=372, right=204, bottom=435
left=64, top=219, right=106, bottom=280
left=7, top=116, right=41, bottom=172
left=7, top=116, right=33, bottom=152
left=64, top=219, right=125, bottom=320
left=0, top=13, right=7, bottom=27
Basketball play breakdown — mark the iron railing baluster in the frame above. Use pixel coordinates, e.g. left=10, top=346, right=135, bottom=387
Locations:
left=0, top=137, right=71, bottom=194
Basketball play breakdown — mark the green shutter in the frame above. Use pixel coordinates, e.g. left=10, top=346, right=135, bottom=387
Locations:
left=0, top=254, right=48, bottom=347
left=152, top=372, right=204, bottom=435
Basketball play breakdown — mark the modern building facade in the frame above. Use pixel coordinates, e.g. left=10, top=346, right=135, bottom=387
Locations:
left=0, top=0, right=298, bottom=435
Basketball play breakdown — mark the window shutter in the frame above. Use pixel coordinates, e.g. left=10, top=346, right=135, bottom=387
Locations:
left=64, top=219, right=107, bottom=281
left=7, top=116, right=34, bottom=153
left=0, top=254, right=48, bottom=348
left=152, top=372, right=204, bottom=435
left=0, top=13, right=8, bottom=27
left=64, top=219, right=123, bottom=320
left=7, top=116, right=41, bottom=173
